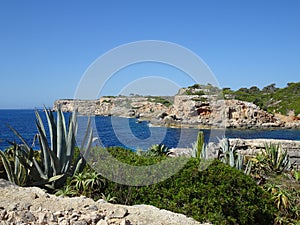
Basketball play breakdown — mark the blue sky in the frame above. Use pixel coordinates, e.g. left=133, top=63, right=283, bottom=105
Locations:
left=0, top=0, right=299, bottom=109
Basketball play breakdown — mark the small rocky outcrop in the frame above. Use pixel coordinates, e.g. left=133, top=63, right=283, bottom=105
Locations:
left=0, top=179, right=207, bottom=225
left=228, top=138, right=300, bottom=165
left=169, top=139, right=300, bottom=165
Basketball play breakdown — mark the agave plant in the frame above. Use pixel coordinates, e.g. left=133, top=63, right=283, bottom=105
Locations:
left=0, top=143, right=29, bottom=186
left=191, top=131, right=206, bottom=160
left=217, top=138, right=247, bottom=172
left=101, top=193, right=117, bottom=203
left=264, top=183, right=291, bottom=211
left=2, top=106, right=93, bottom=190
left=262, top=143, right=291, bottom=174
left=148, top=144, right=169, bottom=156
left=218, top=138, right=237, bottom=167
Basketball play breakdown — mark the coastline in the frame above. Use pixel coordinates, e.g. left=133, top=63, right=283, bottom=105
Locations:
left=53, top=96, right=300, bottom=130
left=96, top=114, right=300, bottom=131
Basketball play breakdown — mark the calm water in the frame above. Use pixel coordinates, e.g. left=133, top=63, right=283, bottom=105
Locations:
left=0, top=109, right=299, bottom=151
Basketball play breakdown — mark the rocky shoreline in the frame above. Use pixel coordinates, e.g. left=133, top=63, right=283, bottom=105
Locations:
left=53, top=95, right=300, bottom=130
left=0, top=179, right=208, bottom=225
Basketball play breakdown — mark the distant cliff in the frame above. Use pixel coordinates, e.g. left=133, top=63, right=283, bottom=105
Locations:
left=53, top=92, right=300, bottom=129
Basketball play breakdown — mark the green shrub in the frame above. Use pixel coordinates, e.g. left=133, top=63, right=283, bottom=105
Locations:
left=222, top=82, right=300, bottom=115
left=147, top=96, right=172, bottom=107
left=100, top=148, right=276, bottom=224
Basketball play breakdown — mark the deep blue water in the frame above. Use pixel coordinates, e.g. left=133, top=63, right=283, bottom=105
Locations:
left=0, top=109, right=299, bottom=151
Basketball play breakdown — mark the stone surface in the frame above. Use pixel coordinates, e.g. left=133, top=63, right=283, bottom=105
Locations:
left=0, top=179, right=208, bottom=225
left=53, top=95, right=300, bottom=129
left=229, top=138, right=300, bottom=165
left=169, top=139, right=300, bottom=165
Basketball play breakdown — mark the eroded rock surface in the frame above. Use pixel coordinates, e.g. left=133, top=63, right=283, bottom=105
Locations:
left=0, top=179, right=207, bottom=225
left=53, top=95, right=300, bottom=129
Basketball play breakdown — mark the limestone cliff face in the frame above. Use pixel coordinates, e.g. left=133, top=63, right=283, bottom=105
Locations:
left=54, top=97, right=169, bottom=118
left=163, top=95, right=283, bottom=128
left=53, top=95, right=299, bottom=129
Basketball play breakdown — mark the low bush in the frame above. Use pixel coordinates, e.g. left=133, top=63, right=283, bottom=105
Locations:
left=100, top=148, right=276, bottom=225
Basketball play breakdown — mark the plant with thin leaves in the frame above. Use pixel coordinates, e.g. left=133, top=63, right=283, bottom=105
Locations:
left=63, top=169, right=105, bottom=197
left=71, top=172, right=88, bottom=195
left=191, top=131, right=207, bottom=160
left=217, top=138, right=246, bottom=171
left=147, top=144, right=169, bottom=156
left=262, top=143, right=291, bottom=174
left=55, top=184, right=77, bottom=197
left=5, top=106, right=93, bottom=190
left=294, top=170, right=300, bottom=182
left=244, top=159, right=253, bottom=176
left=101, top=193, right=117, bottom=203
left=85, top=170, right=105, bottom=191
left=0, top=143, right=29, bottom=186
left=264, top=183, right=291, bottom=211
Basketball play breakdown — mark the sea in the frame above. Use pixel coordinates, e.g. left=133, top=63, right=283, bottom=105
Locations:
left=0, top=109, right=300, bottom=151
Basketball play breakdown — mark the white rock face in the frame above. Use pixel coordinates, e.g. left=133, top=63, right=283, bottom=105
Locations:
left=53, top=96, right=300, bottom=129
left=0, top=179, right=208, bottom=225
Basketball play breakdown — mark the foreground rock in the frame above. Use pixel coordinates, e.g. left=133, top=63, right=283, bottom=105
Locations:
left=0, top=179, right=207, bottom=225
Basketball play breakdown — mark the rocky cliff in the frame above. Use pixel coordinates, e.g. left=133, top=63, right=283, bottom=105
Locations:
left=53, top=94, right=300, bottom=129
left=0, top=179, right=207, bottom=225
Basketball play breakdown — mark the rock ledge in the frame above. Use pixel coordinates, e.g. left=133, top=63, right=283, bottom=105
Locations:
left=0, top=179, right=208, bottom=225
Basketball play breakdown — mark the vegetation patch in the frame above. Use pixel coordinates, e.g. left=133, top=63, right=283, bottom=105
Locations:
left=222, top=82, right=300, bottom=115
left=147, top=96, right=172, bottom=107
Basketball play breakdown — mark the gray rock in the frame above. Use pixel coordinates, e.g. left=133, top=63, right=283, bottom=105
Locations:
left=96, top=219, right=108, bottom=225
left=0, top=179, right=206, bottom=225
left=108, top=208, right=128, bottom=218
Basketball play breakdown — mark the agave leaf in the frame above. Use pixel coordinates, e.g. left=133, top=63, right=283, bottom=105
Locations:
left=19, top=165, right=27, bottom=186
left=244, top=160, right=252, bottom=175
left=47, top=147, right=61, bottom=176
left=36, top=123, right=51, bottom=177
left=15, top=158, right=27, bottom=186
left=60, top=108, right=67, bottom=142
left=277, top=149, right=288, bottom=171
left=73, top=157, right=85, bottom=176
left=36, top=128, right=62, bottom=177
left=44, top=107, right=57, bottom=155
left=62, top=122, right=76, bottom=173
left=57, top=107, right=67, bottom=162
left=32, top=157, right=48, bottom=180
left=0, top=150, right=15, bottom=183
left=83, top=128, right=93, bottom=158
left=66, top=119, right=76, bottom=161
left=229, top=150, right=235, bottom=167
left=235, top=153, right=244, bottom=170
left=7, top=125, right=32, bottom=155
left=35, top=110, right=46, bottom=136
left=14, top=154, right=19, bottom=178
left=80, top=116, right=92, bottom=151
left=48, top=174, right=65, bottom=182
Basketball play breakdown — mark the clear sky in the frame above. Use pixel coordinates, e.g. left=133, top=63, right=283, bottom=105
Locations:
left=0, top=0, right=299, bottom=109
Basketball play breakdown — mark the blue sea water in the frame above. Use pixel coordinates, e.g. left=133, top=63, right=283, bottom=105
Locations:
left=0, top=109, right=299, bottom=151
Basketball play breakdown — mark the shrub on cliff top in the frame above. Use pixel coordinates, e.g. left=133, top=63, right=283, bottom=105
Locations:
left=101, top=148, right=276, bottom=225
